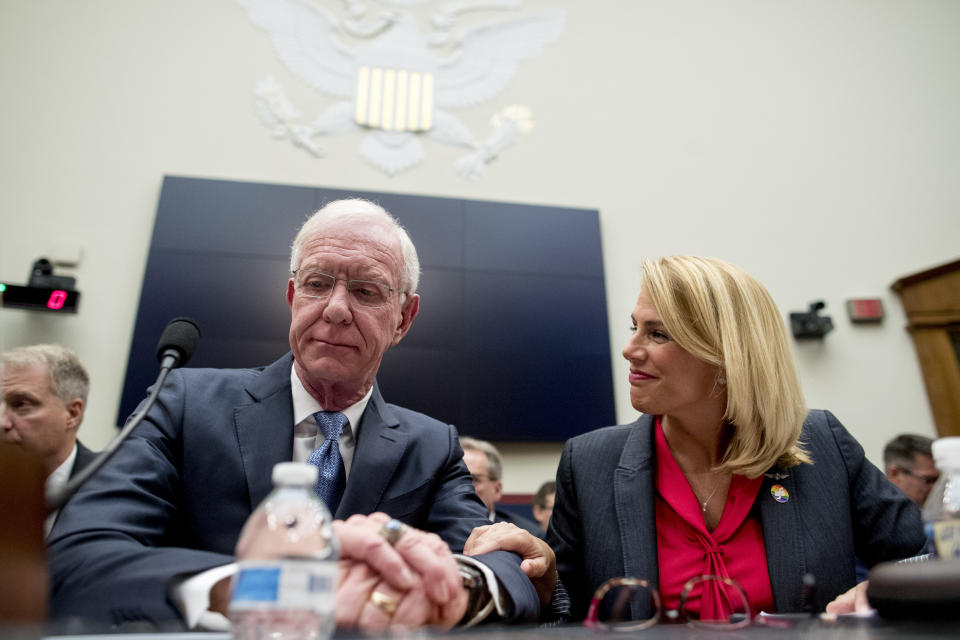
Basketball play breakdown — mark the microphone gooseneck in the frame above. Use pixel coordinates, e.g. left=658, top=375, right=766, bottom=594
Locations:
left=47, top=317, right=202, bottom=513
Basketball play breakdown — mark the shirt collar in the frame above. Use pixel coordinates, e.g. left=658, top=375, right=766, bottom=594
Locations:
left=46, top=442, right=78, bottom=497
left=289, top=364, right=371, bottom=438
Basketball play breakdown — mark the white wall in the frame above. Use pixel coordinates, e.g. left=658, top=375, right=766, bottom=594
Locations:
left=2, top=0, right=957, bottom=492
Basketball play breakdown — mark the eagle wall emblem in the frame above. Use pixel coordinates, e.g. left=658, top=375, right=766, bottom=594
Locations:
left=237, top=0, right=565, bottom=178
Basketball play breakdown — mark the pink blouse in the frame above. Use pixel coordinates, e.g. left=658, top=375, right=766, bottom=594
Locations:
left=654, top=417, right=776, bottom=617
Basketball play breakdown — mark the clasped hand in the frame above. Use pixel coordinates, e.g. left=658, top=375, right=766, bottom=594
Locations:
left=334, top=513, right=467, bottom=630
left=214, top=513, right=467, bottom=631
left=465, top=522, right=557, bottom=607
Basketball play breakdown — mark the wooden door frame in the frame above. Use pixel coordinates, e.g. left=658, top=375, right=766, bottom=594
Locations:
left=891, top=259, right=960, bottom=437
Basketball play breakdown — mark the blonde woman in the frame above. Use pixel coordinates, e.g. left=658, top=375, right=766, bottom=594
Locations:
left=468, top=256, right=924, bottom=621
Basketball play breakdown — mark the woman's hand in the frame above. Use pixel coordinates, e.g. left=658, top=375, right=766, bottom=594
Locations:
left=464, top=522, right=557, bottom=606
left=824, top=581, right=872, bottom=615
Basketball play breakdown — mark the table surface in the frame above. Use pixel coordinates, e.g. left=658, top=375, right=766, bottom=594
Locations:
left=19, top=614, right=954, bottom=640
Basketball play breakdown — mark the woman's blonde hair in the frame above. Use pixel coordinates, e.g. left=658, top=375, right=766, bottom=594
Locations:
left=641, top=256, right=810, bottom=476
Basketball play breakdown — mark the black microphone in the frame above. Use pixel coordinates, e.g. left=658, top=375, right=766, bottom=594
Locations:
left=47, top=317, right=202, bottom=513
left=156, top=316, right=201, bottom=369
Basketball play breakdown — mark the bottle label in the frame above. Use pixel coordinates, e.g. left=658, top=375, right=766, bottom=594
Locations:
left=933, top=518, right=960, bottom=559
left=231, top=560, right=337, bottom=611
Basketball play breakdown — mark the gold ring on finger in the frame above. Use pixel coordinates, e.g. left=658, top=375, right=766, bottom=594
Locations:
left=369, top=590, right=399, bottom=617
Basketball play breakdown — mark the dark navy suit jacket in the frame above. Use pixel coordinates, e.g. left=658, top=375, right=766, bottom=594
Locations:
left=494, top=507, right=545, bottom=539
left=45, top=440, right=98, bottom=538
left=71, top=440, right=96, bottom=479
left=548, top=410, right=925, bottom=620
left=48, top=353, right=537, bottom=627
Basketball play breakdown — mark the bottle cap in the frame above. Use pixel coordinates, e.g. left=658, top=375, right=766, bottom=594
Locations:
left=272, top=462, right=319, bottom=486
left=931, top=437, right=960, bottom=471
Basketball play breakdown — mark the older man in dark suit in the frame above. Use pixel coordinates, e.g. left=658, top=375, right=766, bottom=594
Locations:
left=48, top=199, right=538, bottom=631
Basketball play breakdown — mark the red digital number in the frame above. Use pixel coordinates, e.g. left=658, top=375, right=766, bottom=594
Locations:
left=47, top=290, right=67, bottom=310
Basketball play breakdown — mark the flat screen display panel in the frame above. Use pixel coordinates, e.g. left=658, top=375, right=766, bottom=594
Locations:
left=118, top=176, right=615, bottom=441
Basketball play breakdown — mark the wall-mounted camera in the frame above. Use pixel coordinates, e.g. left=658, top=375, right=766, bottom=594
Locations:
left=28, top=257, right=76, bottom=290
left=1, top=257, right=80, bottom=313
left=790, top=301, right=834, bottom=340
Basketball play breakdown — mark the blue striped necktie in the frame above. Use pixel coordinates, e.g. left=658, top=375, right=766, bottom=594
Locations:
left=307, top=411, right=348, bottom=515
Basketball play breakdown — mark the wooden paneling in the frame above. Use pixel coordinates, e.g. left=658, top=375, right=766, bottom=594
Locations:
left=895, top=270, right=960, bottom=325
left=909, top=328, right=960, bottom=437
left=892, top=259, right=960, bottom=437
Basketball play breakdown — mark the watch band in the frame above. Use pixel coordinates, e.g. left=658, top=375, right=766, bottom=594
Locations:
left=458, top=562, right=495, bottom=626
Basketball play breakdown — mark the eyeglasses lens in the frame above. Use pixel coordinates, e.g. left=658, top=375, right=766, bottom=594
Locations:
left=594, top=580, right=659, bottom=630
left=296, top=271, right=390, bottom=307
left=679, top=575, right=751, bottom=629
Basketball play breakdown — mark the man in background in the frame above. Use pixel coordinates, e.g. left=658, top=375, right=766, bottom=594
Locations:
left=883, top=434, right=939, bottom=507
left=460, top=437, right=543, bottom=538
left=0, top=344, right=96, bottom=536
left=532, top=481, right=555, bottom=533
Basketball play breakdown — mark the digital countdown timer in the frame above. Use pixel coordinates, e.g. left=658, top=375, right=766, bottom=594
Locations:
left=0, top=283, right=80, bottom=313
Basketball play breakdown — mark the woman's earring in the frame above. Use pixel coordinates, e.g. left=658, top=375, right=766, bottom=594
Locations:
left=717, top=375, right=727, bottom=385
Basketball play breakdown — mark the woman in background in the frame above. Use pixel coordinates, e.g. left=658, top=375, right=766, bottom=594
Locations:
left=468, top=256, right=924, bottom=621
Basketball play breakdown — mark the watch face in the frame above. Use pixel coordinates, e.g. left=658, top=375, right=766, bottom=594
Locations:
left=0, top=284, right=80, bottom=313
left=460, top=564, right=482, bottom=589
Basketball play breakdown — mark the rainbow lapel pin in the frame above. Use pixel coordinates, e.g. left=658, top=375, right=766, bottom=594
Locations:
left=771, top=484, right=790, bottom=503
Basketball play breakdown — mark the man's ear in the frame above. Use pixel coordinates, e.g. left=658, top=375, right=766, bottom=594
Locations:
left=65, top=398, right=84, bottom=430
left=392, top=294, right=420, bottom=345
left=286, top=279, right=296, bottom=307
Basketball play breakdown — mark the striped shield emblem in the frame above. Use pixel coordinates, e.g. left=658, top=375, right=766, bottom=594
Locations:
left=355, top=65, right=435, bottom=132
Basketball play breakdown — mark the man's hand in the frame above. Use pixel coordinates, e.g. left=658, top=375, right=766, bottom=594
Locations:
left=337, top=513, right=462, bottom=611
left=464, top=522, right=557, bottom=606
left=220, top=513, right=467, bottom=630
left=331, top=517, right=418, bottom=593
left=825, top=581, right=872, bottom=615
left=337, top=558, right=434, bottom=629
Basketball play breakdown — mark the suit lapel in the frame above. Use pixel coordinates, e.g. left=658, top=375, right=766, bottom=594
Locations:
left=336, top=383, right=408, bottom=518
left=235, top=354, right=296, bottom=511
left=614, top=415, right=660, bottom=587
left=70, top=441, right=96, bottom=478
left=758, top=465, right=804, bottom=611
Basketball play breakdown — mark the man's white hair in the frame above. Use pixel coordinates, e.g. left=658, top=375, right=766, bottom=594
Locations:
left=289, top=198, right=421, bottom=296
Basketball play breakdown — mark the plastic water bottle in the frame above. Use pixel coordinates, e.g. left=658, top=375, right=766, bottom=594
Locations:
left=229, top=462, right=339, bottom=640
left=921, top=436, right=960, bottom=559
